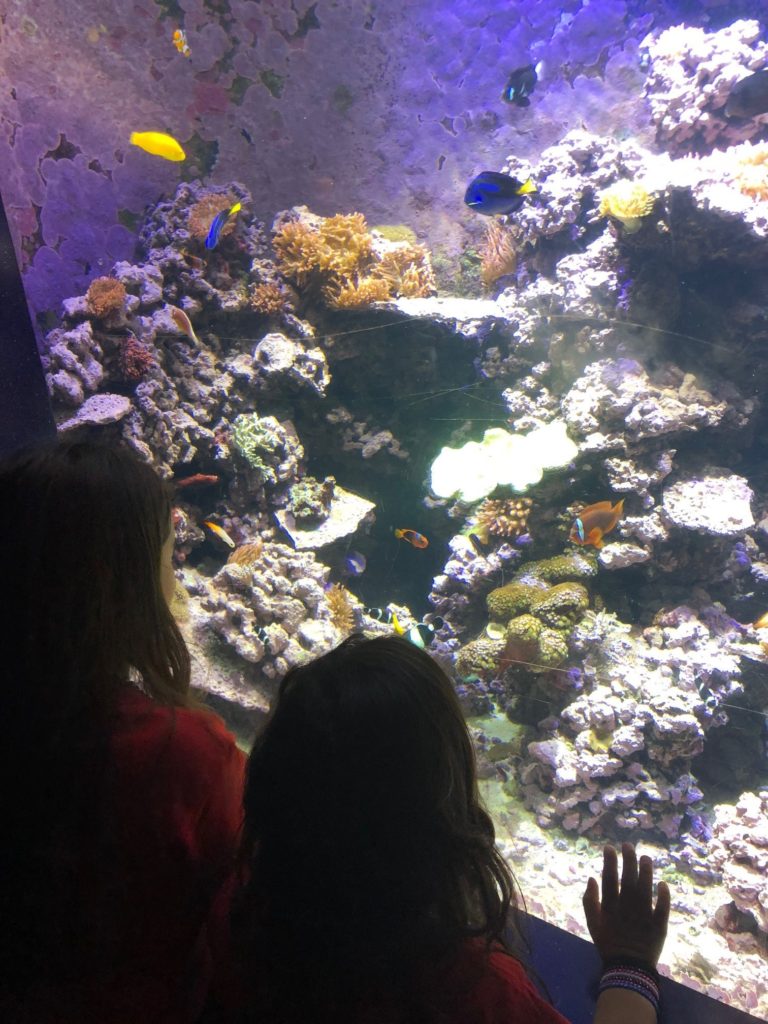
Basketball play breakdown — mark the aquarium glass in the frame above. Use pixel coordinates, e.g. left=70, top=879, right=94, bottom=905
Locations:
left=2, top=0, right=768, bottom=1016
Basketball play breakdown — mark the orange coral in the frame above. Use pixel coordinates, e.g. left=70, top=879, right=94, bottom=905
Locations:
left=326, top=583, right=355, bottom=634
left=374, top=245, right=436, bottom=298
left=86, top=276, right=127, bottom=318
left=227, top=540, right=265, bottom=566
left=250, top=281, right=288, bottom=316
left=480, top=222, right=518, bottom=288
left=188, top=194, right=236, bottom=241
left=733, top=143, right=768, bottom=201
left=325, top=276, right=391, bottom=309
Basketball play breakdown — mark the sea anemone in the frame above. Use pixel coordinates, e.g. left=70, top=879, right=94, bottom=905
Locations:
left=250, top=281, right=289, bottom=316
left=598, top=180, right=655, bottom=233
left=374, top=245, right=436, bottom=298
left=474, top=497, right=533, bottom=539
left=326, top=276, right=391, bottom=308
left=479, top=221, right=519, bottom=288
left=86, top=276, right=127, bottom=318
left=325, top=583, right=355, bottom=635
left=227, top=540, right=265, bottom=567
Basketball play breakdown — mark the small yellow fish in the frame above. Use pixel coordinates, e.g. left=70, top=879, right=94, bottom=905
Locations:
left=130, top=131, right=186, bottom=162
left=172, top=28, right=191, bottom=57
left=203, top=521, right=236, bottom=549
left=754, top=611, right=768, bottom=630
left=167, top=305, right=201, bottom=345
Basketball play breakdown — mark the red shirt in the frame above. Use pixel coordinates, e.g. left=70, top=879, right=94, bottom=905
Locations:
left=8, top=688, right=246, bottom=1024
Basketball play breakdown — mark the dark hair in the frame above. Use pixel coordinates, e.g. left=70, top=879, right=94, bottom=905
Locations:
left=0, top=438, right=191, bottom=989
left=233, top=635, right=519, bottom=1023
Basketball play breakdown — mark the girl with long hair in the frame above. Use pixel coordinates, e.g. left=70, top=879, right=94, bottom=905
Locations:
left=219, top=635, right=668, bottom=1024
left=0, top=439, right=246, bottom=1023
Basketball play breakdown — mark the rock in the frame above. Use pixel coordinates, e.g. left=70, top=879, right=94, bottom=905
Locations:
left=274, top=485, right=375, bottom=549
left=598, top=542, right=652, bottom=569
left=59, top=393, right=132, bottom=431
left=662, top=474, right=754, bottom=536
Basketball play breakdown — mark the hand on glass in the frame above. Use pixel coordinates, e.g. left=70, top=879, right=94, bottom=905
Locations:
left=583, top=843, right=670, bottom=967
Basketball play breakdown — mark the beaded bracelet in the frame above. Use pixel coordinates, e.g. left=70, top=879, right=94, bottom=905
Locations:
left=598, top=958, right=661, bottom=1015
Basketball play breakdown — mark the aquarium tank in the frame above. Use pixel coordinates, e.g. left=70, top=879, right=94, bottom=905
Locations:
left=3, top=0, right=768, bottom=1016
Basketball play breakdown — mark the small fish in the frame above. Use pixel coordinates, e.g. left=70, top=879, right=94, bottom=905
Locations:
left=129, top=131, right=186, bottom=162
left=365, top=607, right=394, bottom=623
left=203, top=520, right=236, bottom=548
left=394, top=528, right=429, bottom=549
left=754, top=611, right=768, bottom=630
left=168, top=305, right=201, bottom=345
left=205, top=201, right=242, bottom=250
left=569, top=499, right=625, bottom=549
left=464, top=172, right=537, bottom=216
left=725, top=70, right=768, bottom=119
left=172, top=28, right=191, bottom=57
left=256, top=626, right=271, bottom=653
left=174, top=473, right=220, bottom=489
left=345, top=550, right=367, bottom=576
left=240, top=128, right=254, bottom=145
left=502, top=62, right=542, bottom=107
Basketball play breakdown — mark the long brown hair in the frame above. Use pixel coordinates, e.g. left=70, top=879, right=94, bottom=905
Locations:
left=0, top=439, right=191, bottom=989
left=233, top=635, right=520, bottom=1023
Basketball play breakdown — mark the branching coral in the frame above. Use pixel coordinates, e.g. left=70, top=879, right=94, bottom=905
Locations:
left=479, top=221, right=519, bottom=288
left=598, top=180, right=655, bottom=233
left=250, top=281, right=290, bottom=315
left=273, top=210, right=435, bottom=307
left=188, top=194, right=236, bottom=241
left=86, top=276, right=127, bottom=318
left=325, top=583, right=355, bottom=635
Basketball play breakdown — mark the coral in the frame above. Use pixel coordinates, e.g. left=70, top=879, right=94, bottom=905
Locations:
left=325, top=583, right=355, bottom=635
left=85, top=276, right=127, bottom=318
left=327, top=276, right=391, bottom=308
left=733, top=142, right=768, bottom=202
left=530, top=583, right=591, bottom=630
left=455, top=636, right=505, bottom=679
left=287, top=475, right=335, bottom=523
left=188, top=193, right=235, bottom=241
left=479, top=221, right=519, bottom=288
left=117, top=333, right=154, bottom=382
left=430, top=420, right=578, bottom=503
left=227, top=540, right=265, bottom=567
left=487, top=580, right=543, bottom=621
left=598, top=180, right=655, bottom=233
left=374, top=245, right=436, bottom=299
left=371, top=224, right=418, bottom=244
left=249, top=281, right=289, bottom=316
left=661, top=474, right=754, bottom=537
left=44, top=321, right=105, bottom=406
left=231, top=412, right=303, bottom=486
left=473, top=497, right=533, bottom=540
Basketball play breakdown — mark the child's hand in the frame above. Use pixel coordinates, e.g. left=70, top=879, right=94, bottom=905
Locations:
left=583, top=843, right=670, bottom=967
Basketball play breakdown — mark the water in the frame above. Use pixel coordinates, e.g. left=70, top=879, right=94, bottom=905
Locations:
left=3, top=0, right=768, bottom=1016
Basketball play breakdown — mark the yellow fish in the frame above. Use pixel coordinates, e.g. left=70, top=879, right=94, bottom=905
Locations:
left=172, top=29, right=191, bottom=57
left=130, top=131, right=186, bottom=162
left=203, top=521, right=236, bottom=549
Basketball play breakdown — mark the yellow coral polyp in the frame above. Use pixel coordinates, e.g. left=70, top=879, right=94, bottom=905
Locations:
left=325, top=276, right=391, bottom=309
left=598, top=180, right=655, bottom=233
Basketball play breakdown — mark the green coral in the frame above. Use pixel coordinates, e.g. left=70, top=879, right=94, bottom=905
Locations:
left=530, top=583, right=590, bottom=629
left=504, top=615, right=569, bottom=670
left=516, top=550, right=599, bottom=585
left=455, top=636, right=505, bottom=678
left=487, top=580, right=544, bottom=620
left=372, top=224, right=418, bottom=244
left=505, top=614, right=543, bottom=644
left=232, top=413, right=283, bottom=483
left=287, top=475, right=335, bottom=522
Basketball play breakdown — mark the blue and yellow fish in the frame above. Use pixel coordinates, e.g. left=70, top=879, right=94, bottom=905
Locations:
left=205, top=201, right=242, bottom=250
left=464, top=172, right=537, bottom=217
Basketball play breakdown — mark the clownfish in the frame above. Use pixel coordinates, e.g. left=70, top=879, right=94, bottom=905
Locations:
left=569, top=499, right=624, bottom=549
left=173, top=28, right=191, bottom=57
left=203, top=520, right=236, bottom=549
left=392, top=614, right=445, bottom=649
left=394, top=528, right=429, bottom=549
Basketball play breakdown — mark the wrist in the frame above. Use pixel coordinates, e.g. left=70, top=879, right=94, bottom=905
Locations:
left=599, top=959, right=661, bottom=1016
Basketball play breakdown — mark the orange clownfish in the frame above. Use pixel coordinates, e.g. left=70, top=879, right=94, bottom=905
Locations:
left=172, top=28, right=191, bottom=57
left=569, top=499, right=624, bottom=549
left=394, top=528, right=429, bottom=549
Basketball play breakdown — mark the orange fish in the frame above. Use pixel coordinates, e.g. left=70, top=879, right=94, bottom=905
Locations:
left=172, top=28, right=191, bottom=57
left=569, top=499, right=624, bottom=549
left=168, top=305, right=201, bottom=345
left=203, top=520, right=236, bottom=548
left=394, top=528, right=429, bottom=549
left=754, top=612, right=768, bottom=630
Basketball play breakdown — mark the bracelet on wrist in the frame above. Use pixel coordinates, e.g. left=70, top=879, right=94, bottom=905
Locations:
left=599, top=959, right=661, bottom=1015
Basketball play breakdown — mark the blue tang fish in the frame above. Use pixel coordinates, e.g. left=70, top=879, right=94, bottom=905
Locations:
left=464, top=172, right=537, bottom=216
left=205, top=201, right=242, bottom=250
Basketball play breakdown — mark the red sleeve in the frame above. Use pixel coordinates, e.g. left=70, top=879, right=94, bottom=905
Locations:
left=472, top=951, right=572, bottom=1024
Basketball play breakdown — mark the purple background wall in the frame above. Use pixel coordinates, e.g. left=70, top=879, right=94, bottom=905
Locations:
left=0, top=0, right=757, bottom=327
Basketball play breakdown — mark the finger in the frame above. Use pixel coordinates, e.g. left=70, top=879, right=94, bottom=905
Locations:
left=654, top=880, right=671, bottom=935
left=637, top=854, right=653, bottom=907
left=601, top=845, right=619, bottom=910
left=583, top=876, right=601, bottom=940
left=620, top=842, right=638, bottom=896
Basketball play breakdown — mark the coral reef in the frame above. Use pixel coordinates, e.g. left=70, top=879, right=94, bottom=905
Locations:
left=710, top=792, right=768, bottom=938
left=231, top=413, right=303, bottom=486
left=287, top=475, right=335, bottom=523
left=473, top=497, right=533, bottom=540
